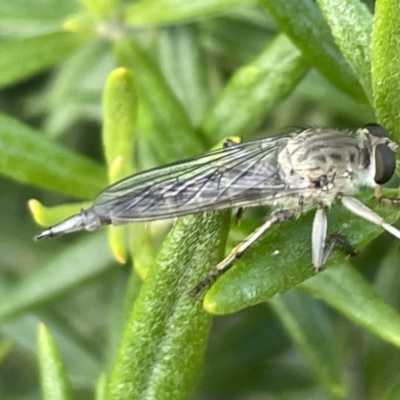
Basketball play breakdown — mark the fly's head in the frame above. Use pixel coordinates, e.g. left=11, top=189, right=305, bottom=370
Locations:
left=361, top=123, right=397, bottom=185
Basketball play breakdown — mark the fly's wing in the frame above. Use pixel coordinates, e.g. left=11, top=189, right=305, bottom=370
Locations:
left=93, top=135, right=294, bottom=222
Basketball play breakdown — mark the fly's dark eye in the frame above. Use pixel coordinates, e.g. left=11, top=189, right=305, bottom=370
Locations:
left=364, top=123, right=389, bottom=138
left=363, top=123, right=396, bottom=184
left=374, top=144, right=396, bottom=184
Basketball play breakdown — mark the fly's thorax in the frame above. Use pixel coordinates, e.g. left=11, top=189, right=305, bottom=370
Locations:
left=277, top=128, right=367, bottom=188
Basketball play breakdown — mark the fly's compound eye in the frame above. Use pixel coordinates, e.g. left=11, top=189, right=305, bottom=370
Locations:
left=363, top=123, right=396, bottom=184
left=374, top=144, right=396, bottom=184
left=363, top=123, right=389, bottom=138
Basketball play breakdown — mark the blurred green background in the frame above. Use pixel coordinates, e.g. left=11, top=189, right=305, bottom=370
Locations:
left=1, top=0, right=400, bottom=399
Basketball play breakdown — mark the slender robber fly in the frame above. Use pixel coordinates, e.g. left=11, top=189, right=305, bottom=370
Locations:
left=36, top=123, right=400, bottom=294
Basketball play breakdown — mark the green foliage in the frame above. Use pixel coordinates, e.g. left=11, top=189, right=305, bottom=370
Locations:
left=1, top=0, right=400, bottom=399
left=37, top=324, right=73, bottom=400
left=372, top=0, right=400, bottom=140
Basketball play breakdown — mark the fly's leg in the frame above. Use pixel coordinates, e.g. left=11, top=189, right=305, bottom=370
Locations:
left=310, top=174, right=335, bottom=269
left=222, top=138, right=239, bottom=148
left=235, top=207, right=244, bottom=225
left=311, top=207, right=327, bottom=271
left=375, top=185, right=400, bottom=206
left=325, top=233, right=357, bottom=260
left=316, top=233, right=357, bottom=270
left=222, top=138, right=245, bottom=226
left=189, top=209, right=295, bottom=296
left=341, top=195, right=400, bottom=239
left=312, top=207, right=358, bottom=271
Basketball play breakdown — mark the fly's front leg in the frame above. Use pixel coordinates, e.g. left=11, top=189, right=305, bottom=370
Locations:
left=375, top=185, right=400, bottom=206
left=189, top=209, right=295, bottom=296
left=341, top=195, right=400, bottom=239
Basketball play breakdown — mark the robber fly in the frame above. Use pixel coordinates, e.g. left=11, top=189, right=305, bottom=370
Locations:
left=36, top=123, right=400, bottom=294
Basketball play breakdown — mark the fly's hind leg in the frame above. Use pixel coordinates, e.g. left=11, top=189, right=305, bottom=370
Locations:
left=189, top=209, right=295, bottom=296
left=315, top=233, right=357, bottom=271
left=326, top=233, right=358, bottom=260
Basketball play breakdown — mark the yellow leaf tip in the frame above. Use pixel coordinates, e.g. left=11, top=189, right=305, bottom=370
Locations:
left=112, top=248, right=128, bottom=264
left=202, top=297, right=219, bottom=314
left=111, top=67, right=132, bottom=77
left=109, top=226, right=128, bottom=264
left=28, top=199, right=46, bottom=226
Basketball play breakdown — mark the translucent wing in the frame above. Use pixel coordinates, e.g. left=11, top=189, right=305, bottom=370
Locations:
left=93, top=135, right=296, bottom=221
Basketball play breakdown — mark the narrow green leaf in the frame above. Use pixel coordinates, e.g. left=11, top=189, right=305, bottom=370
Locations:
left=0, top=31, right=85, bottom=88
left=387, top=379, right=400, bottom=400
left=200, top=11, right=275, bottom=65
left=125, top=0, right=255, bottom=24
left=260, top=0, right=367, bottom=103
left=37, top=324, right=73, bottom=400
left=0, top=113, right=107, bottom=197
left=127, top=223, right=155, bottom=278
left=0, top=275, right=101, bottom=384
left=44, top=39, right=111, bottom=137
left=301, top=263, right=400, bottom=349
left=107, top=211, right=230, bottom=400
left=114, top=37, right=204, bottom=163
left=2, top=311, right=101, bottom=385
left=106, top=269, right=143, bottom=363
left=271, top=290, right=346, bottom=398
left=63, top=11, right=103, bottom=37
left=294, top=70, right=375, bottom=123
left=103, top=67, right=138, bottom=262
left=201, top=34, right=309, bottom=141
left=132, top=129, right=160, bottom=170
left=199, top=306, right=295, bottom=393
left=204, top=192, right=400, bottom=316
left=359, top=242, right=400, bottom=399
left=157, top=25, right=211, bottom=125
left=96, top=373, right=108, bottom=400
left=0, top=340, right=12, bottom=366
left=316, top=0, right=373, bottom=101
left=371, top=0, right=400, bottom=140
left=102, top=67, right=137, bottom=179
left=80, top=0, right=117, bottom=17
left=0, top=232, right=113, bottom=322
left=0, top=0, right=78, bottom=20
